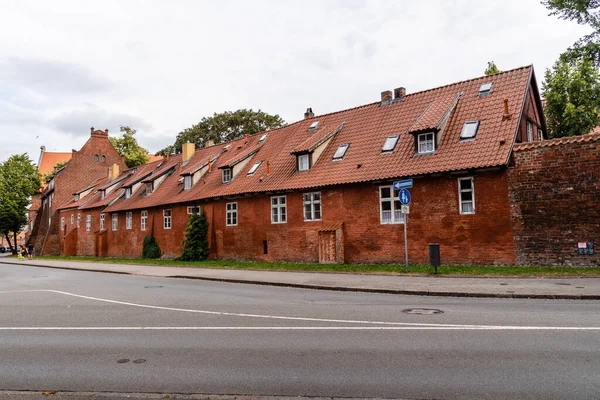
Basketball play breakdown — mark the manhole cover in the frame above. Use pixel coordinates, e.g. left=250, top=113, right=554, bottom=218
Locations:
left=402, top=308, right=443, bottom=315
left=117, top=359, right=130, bottom=364
left=132, top=359, right=146, bottom=364
left=144, top=286, right=164, bottom=289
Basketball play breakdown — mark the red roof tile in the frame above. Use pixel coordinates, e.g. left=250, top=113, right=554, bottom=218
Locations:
left=513, top=132, right=600, bottom=151
left=38, top=152, right=72, bottom=176
left=291, top=122, right=345, bottom=154
left=408, top=92, right=461, bottom=133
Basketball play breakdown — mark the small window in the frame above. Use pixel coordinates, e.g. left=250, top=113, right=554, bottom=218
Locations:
left=298, top=154, right=310, bottom=172
left=222, top=168, right=232, bottom=183
left=100, top=213, right=105, bottom=230
left=247, top=161, right=261, bottom=176
left=77, top=214, right=81, bottom=228
left=101, top=155, right=106, bottom=163
left=303, top=192, right=322, bottom=221
left=126, top=212, right=132, bottom=229
left=332, top=144, right=349, bottom=160
left=85, top=215, right=91, bottom=232
left=479, top=82, right=493, bottom=95
left=379, top=186, right=405, bottom=224
left=308, top=121, right=320, bottom=131
left=271, top=195, right=287, bottom=224
left=382, top=136, right=399, bottom=152
left=100, top=190, right=105, bottom=200
left=112, top=213, right=118, bottom=231
left=74, top=194, right=79, bottom=202
left=226, top=202, right=238, bottom=226
left=184, top=175, right=192, bottom=190
left=187, top=206, right=201, bottom=215
left=537, top=127, right=543, bottom=141
left=145, top=182, right=153, bottom=195
left=258, top=134, right=267, bottom=143
left=460, top=121, right=480, bottom=140
left=61, top=217, right=65, bottom=231
left=417, top=133, right=435, bottom=154
left=163, top=209, right=172, bottom=229
left=526, top=121, right=534, bottom=142
left=71, top=214, right=74, bottom=225
left=125, top=187, right=132, bottom=199
left=458, top=177, right=475, bottom=214
left=94, top=155, right=99, bottom=162
left=141, top=210, right=148, bottom=231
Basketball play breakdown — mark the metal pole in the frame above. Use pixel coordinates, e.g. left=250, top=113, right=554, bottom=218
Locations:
left=404, top=214, right=408, bottom=273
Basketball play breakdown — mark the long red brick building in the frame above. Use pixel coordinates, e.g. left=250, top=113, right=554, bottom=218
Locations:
left=37, top=65, right=596, bottom=266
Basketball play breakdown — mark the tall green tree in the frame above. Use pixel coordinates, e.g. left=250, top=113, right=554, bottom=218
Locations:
left=0, top=154, right=41, bottom=253
left=158, top=109, right=285, bottom=155
left=484, top=61, right=501, bottom=75
left=179, top=211, right=209, bottom=261
left=109, top=126, right=150, bottom=168
left=543, top=57, right=600, bottom=137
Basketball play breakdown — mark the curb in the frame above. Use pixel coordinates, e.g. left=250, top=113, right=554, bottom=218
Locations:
left=4, top=260, right=600, bottom=300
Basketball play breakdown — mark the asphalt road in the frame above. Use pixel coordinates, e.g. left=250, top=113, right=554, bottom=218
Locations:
left=1, top=262, right=599, bottom=400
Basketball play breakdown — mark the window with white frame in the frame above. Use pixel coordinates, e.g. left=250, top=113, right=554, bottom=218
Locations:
left=71, top=214, right=74, bottom=225
left=100, top=213, right=105, bottom=230
left=163, top=209, right=172, bottom=229
left=187, top=206, right=201, bottom=215
left=145, top=182, right=153, bottom=195
left=126, top=212, right=132, bottom=229
left=417, top=133, right=435, bottom=153
left=303, top=192, right=322, bottom=221
left=258, top=133, right=267, bottom=143
left=381, top=136, right=399, bottom=152
left=125, top=187, right=132, bottom=199
left=141, top=210, right=148, bottom=231
left=537, top=127, right=543, bottom=141
left=112, top=213, right=118, bottom=231
left=379, top=186, right=404, bottom=224
left=100, top=190, right=105, bottom=200
left=247, top=161, right=261, bottom=176
left=298, top=154, right=310, bottom=171
left=458, top=177, right=475, bottom=214
left=526, top=121, right=534, bottom=142
left=61, top=217, right=65, bottom=231
left=332, top=144, right=349, bottom=160
left=271, top=195, right=287, bottom=224
left=222, top=168, right=232, bottom=183
left=77, top=214, right=81, bottom=228
left=226, top=202, right=238, bottom=226
left=460, top=121, right=480, bottom=139
left=85, top=215, right=91, bottom=231
left=184, top=175, right=192, bottom=190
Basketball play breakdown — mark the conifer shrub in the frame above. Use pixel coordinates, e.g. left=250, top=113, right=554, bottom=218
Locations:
left=142, top=235, right=161, bottom=259
left=179, top=211, right=210, bottom=261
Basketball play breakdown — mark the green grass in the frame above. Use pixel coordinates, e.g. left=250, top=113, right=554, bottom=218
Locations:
left=33, top=255, right=600, bottom=277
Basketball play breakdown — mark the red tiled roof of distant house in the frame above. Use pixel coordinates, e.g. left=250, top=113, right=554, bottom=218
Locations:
left=39, top=152, right=72, bottom=176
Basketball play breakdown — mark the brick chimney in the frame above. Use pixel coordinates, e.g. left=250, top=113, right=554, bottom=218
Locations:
left=205, top=139, right=215, bottom=148
left=109, top=164, right=120, bottom=180
left=381, top=90, right=393, bottom=103
left=182, top=142, right=195, bottom=163
left=394, top=87, right=406, bottom=100
left=304, top=108, right=314, bottom=119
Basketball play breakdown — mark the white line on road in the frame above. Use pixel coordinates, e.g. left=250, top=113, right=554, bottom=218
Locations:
left=0, top=326, right=599, bottom=330
left=1, top=289, right=599, bottom=331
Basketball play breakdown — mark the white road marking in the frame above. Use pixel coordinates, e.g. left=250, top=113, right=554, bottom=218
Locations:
left=0, top=326, right=599, bottom=330
left=0, top=289, right=598, bottom=331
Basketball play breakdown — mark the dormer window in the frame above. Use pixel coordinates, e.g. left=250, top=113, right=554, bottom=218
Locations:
left=332, top=144, right=349, bottom=160
left=125, top=187, right=132, bottom=199
left=100, top=190, right=105, bottom=200
left=381, top=136, right=399, bottom=153
left=222, top=168, right=232, bottom=183
left=298, top=154, right=310, bottom=172
left=417, top=133, right=435, bottom=154
left=184, top=175, right=192, bottom=190
left=74, top=194, right=80, bottom=202
left=258, top=134, right=267, bottom=143
left=479, top=82, right=493, bottom=96
left=308, top=121, right=320, bottom=131
left=145, top=182, right=153, bottom=195
left=247, top=161, right=261, bottom=176
left=460, top=121, right=480, bottom=140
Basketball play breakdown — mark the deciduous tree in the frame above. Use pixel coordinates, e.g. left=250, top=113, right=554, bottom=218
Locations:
left=484, top=61, right=501, bottom=75
left=109, top=126, right=150, bottom=168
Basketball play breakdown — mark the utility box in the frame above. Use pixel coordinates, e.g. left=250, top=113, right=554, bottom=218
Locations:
left=429, top=243, right=440, bottom=273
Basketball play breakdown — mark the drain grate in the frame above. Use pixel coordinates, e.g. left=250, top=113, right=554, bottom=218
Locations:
left=402, top=308, right=443, bottom=315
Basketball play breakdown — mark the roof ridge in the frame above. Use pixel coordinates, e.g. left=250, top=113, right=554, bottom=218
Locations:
left=513, top=132, right=600, bottom=151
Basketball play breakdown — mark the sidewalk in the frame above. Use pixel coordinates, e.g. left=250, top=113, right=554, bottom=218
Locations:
left=2, top=257, right=600, bottom=300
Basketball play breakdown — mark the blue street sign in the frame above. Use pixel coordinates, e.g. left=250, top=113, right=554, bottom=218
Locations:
left=399, top=189, right=411, bottom=205
left=394, top=179, right=413, bottom=190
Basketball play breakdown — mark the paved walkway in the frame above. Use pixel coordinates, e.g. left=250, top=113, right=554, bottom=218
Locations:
left=2, top=258, right=600, bottom=299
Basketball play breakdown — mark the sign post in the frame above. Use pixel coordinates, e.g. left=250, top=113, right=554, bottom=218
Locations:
left=397, top=185, right=412, bottom=273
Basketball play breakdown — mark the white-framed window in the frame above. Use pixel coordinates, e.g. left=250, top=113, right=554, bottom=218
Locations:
left=298, top=154, right=310, bottom=172
left=258, top=133, right=268, bottom=143
left=77, top=214, right=81, bottom=228
left=100, top=190, right=105, bottom=200
left=332, top=144, right=349, bottom=160
left=271, top=195, right=287, bottom=224
left=126, top=212, right=132, bottom=229
left=163, top=209, right=172, bottom=229
left=125, top=187, right=132, bottom=199
left=73, top=194, right=79, bottom=202
left=184, top=175, right=192, bottom=190
left=303, top=192, right=322, bottom=221
left=526, top=121, right=534, bottom=142
left=187, top=206, right=201, bottom=215
left=85, top=215, right=91, bottom=232
left=61, top=217, right=65, bottom=231
left=247, top=161, right=261, bottom=176
left=71, top=214, right=74, bottom=225
left=379, top=186, right=404, bottom=224
left=459, top=177, right=475, bottom=214
left=537, top=127, right=543, bottom=141
left=382, top=136, right=399, bottom=152
left=100, top=213, right=105, bottom=230
left=308, top=120, right=319, bottom=131
left=418, top=133, right=435, bottom=154
left=112, top=213, right=118, bottom=231
left=141, top=210, right=148, bottom=231
left=222, top=168, right=232, bottom=183
left=460, top=121, right=480, bottom=139
left=49, top=194, right=53, bottom=208
left=226, top=202, right=238, bottom=226
left=145, top=182, right=153, bottom=195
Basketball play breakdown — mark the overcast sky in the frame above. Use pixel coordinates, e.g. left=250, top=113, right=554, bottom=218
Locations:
left=0, top=0, right=591, bottom=164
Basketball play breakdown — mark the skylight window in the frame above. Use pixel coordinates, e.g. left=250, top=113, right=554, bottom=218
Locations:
left=258, top=134, right=267, bottom=143
left=479, top=82, right=493, bottom=95
left=308, top=121, right=320, bottom=131
left=332, top=144, right=349, bottom=160
left=247, top=161, right=262, bottom=175
left=381, top=136, right=399, bottom=152
left=460, top=121, right=480, bottom=139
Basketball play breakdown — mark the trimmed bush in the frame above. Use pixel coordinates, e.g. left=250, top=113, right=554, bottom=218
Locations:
left=179, top=211, right=210, bottom=261
left=142, top=236, right=161, bottom=259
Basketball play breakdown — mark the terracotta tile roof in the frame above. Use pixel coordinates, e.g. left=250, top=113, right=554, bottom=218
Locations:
left=38, top=151, right=72, bottom=176
left=408, top=92, right=461, bottom=133
left=318, top=222, right=343, bottom=232
left=120, top=161, right=163, bottom=187
left=100, top=65, right=534, bottom=212
left=513, top=132, right=600, bottom=151
left=57, top=177, right=105, bottom=210
left=291, top=122, right=345, bottom=154
left=218, top=143, right=263, bottom=169
left=147, top=154, right=163, bottom=163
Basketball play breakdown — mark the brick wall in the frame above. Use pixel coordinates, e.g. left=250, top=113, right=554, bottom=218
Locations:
left=509, top=135, right=600, bottom=266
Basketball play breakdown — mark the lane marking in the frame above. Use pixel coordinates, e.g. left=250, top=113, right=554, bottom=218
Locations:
left=0, top=326, right=599, bottom=331
left=1, top=289, right=599, bottom=331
